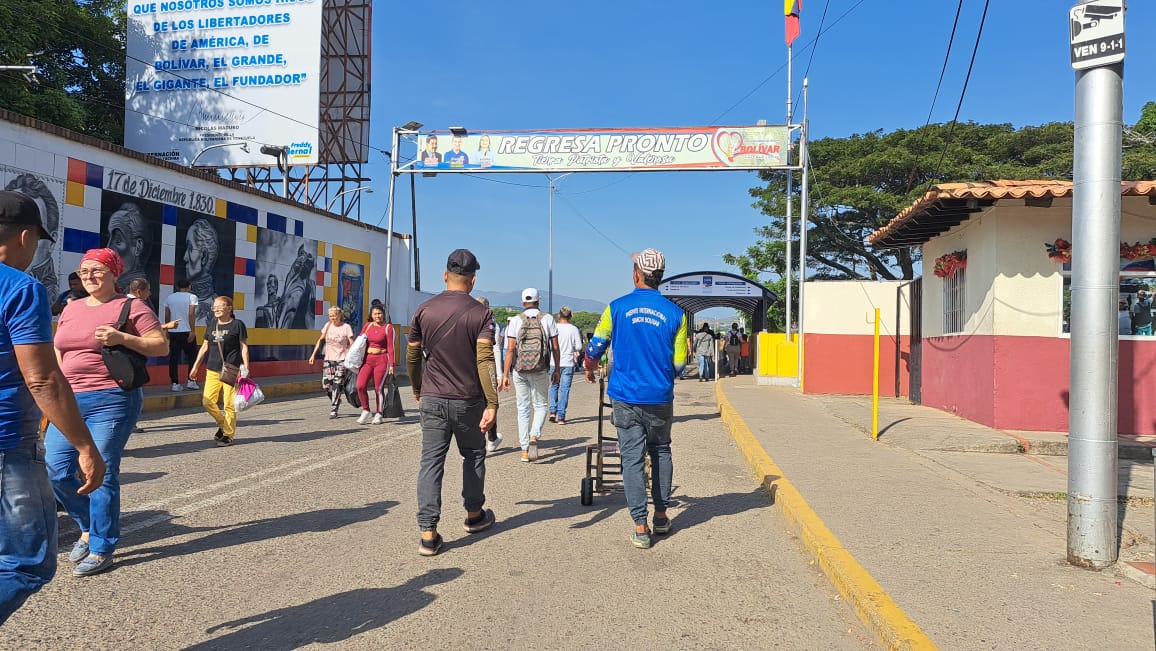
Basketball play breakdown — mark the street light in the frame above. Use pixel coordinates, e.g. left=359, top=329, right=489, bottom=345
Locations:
left=259, top=144, right=289, bottom=198
left=325, top=186, right=373, bottom=212
left=546, top=173, right=573, bottom=314
left=189, top=141, right=249, bottom=167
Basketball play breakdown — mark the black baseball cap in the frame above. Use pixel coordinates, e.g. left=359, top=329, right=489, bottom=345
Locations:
left=0, top=191, right=53, bottom=242
left=446, top=248, right=480, bottom=275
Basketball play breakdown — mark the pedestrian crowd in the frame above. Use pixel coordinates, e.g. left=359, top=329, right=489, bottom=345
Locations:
left=1, top=190, right=704, bottom=621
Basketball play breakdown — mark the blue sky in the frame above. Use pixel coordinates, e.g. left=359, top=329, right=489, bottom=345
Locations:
left=354, top=0, right=1153, bottom=308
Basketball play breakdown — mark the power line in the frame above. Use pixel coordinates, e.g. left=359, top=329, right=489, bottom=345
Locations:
left=932, top=0, right=990, bottom=180
left=556, top=193, right=629, bottom=255
left=709, top=0, right=869, bottom=125
left=802, top=0, right=832, bottom=82
left=925, top=0, right=966, bottom=126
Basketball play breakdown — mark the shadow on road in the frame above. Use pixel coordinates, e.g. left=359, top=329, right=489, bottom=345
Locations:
left=183, top=568, right=464, bottom=650
left=661, top=485, right=775, bottom=541
left=446, top=485, right=773, bottom=552
left=124, top=428, right=359, bottom=458
left=120, top=471, right=167, bottom=485
left=115, top=501, right=398, bottom=568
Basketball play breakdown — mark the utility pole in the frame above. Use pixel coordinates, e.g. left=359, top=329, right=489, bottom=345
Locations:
left=1067, top=0, right=1125, bottom=569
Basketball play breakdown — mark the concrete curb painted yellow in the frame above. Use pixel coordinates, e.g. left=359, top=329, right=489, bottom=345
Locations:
left=141, top=381, right=319, bottom=413
left=715, top=381, right=938, bottom=651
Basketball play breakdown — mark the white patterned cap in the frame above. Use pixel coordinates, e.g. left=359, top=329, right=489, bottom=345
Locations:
left=631, top=248, right=666, bottom=274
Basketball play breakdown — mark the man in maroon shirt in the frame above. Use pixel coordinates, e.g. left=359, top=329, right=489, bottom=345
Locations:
left=406, top=249, right=499, bottom=556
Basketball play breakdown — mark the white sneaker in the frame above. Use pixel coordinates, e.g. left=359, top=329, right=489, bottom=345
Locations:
left=185, top=380, right=200, bottom=390
left=171, top=383, right=184, bottom=392
left=371, top=413, right=383, bottom=425
left=486, top=432, right=503, bottom=453
left=357, top=410, right=371, bottom=425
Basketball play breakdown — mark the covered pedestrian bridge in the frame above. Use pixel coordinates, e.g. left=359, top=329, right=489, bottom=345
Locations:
left=658, top=271, right=778, bottom=331
left=658, top=271, right=780, bottom=378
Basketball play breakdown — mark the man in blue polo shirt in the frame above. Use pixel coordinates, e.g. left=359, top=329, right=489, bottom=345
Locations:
left=585, top=248, right=687, bottom=549
left=0, top=191, right=104, bottom=624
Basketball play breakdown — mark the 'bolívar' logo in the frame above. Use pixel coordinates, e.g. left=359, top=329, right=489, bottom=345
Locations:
left=712, top=129, right=784, bottom=165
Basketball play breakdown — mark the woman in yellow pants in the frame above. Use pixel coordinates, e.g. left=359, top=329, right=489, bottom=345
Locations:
left=189, top=296, right=250, bottom=447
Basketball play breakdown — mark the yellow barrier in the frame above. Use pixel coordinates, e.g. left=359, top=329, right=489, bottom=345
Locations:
left=757, top=332, right=798, bottom=379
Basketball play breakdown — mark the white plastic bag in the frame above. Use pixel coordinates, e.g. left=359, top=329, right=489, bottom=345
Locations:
left=344, top=334, right=368, bottom=371
left=233, top=377, right=265, bottom=412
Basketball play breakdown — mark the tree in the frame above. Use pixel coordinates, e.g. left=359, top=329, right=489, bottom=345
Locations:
left=726, top=118, right=1156, bottom=331
left=0, top=0, right=126, bottom=142
left=568, top=311, right=601, bottom=336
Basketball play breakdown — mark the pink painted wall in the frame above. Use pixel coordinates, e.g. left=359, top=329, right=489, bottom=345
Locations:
left=920, top=335, right=996, bottom=427
left=920, top=335, right=1156, bottom=435
left=803, top=333, right=910, bottom=397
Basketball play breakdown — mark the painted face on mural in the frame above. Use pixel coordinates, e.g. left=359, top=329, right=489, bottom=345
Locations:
left=184, top=218, right=219, bottom=281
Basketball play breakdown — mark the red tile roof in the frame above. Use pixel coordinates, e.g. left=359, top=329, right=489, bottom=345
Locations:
left=868, top=180, right=1156, bottom=247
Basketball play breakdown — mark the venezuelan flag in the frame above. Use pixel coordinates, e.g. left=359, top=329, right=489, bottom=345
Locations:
left=785, top=0, right=801, bottom=47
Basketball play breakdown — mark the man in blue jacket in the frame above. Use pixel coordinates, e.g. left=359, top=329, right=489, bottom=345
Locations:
left=584, top=248, right=687, bottom=549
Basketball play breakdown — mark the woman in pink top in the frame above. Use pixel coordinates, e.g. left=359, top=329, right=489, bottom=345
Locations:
left=308, top=306, right=355, bottom=418
left=356, top=305, right=394, bottom=425
left=44, top=248, right=167, bottom=577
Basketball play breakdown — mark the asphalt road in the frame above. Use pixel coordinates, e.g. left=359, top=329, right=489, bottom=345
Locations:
left=3, top=377, right=873, bottom=650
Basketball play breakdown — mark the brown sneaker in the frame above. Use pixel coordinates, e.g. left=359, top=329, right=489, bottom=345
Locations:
left=215, top=437, right=233, bottom=447
left=520, top=450, right=530, bottom=463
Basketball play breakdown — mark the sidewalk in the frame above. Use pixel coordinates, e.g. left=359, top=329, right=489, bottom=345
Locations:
left=716, top=379, right=1155, bottom=650
left=141, top=373, right=320, bottom=413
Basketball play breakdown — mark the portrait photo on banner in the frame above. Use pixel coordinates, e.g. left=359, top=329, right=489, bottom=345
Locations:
left=100, top=191, right=162, bottom=310
left=337, top=260, right=365, bottom=330
left=2, top=169, right=64, bottom=299
left=254, top=229, right=318, bottom=331
left=175, top=208, right=236, bottom=329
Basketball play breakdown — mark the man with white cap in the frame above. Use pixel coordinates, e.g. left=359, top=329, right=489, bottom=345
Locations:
left=499, top=288, right=560, bottom=462
left=584, top=248, right=687, bottom=549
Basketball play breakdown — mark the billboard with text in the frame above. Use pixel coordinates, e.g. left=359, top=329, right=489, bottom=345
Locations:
left=124, top=0, right=323, bottom=167
left=410, top=126, right=792, bottom=173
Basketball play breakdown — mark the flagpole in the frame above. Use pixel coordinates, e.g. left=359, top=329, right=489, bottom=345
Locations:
left=784, top=43, right=794, bottom=342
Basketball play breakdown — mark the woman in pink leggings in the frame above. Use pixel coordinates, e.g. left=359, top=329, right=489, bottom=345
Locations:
left=356, top=305, right=395, bottom=424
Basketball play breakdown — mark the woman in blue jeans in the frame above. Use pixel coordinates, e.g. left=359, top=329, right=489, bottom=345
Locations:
left=44, top=249, right=167, bottom=577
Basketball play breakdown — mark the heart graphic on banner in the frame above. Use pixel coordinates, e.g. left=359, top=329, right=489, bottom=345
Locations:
left=713, top=130, right=744, bottom=163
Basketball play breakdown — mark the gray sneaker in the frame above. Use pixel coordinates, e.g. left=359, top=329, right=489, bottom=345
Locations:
left=630, top=530, right=652, bottom=549
left=73, top=553, right=114, bottom=576
left=68, top=538, right=89, bottom=563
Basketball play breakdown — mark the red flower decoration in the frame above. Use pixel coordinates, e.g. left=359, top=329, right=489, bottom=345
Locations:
left=1045, top=239, right=1071, bottom=264
left=933, top=250, right=967, bottom=279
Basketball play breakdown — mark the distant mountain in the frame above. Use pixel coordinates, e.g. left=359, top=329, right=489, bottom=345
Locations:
left=477, top=290, right=606, bottom=314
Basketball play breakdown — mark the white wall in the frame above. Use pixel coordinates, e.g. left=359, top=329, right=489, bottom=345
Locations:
left=922, top=195, right=1156, bottom=339
left=0, top=113, right=413, bottom=332
left=922, top=211, right=997, bottom=338
left=803, top=280, right=911, bottom=337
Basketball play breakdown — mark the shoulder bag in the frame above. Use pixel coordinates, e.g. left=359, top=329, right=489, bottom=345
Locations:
left=215, top=325, right=241, bottom=386
left=101, top=297, right=151, bottom=390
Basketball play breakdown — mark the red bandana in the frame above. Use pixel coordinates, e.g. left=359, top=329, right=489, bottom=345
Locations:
left=80, top=248, right=125, bottom=279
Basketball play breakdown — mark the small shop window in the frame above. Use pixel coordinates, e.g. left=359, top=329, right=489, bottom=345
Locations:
left=1061, top=263, right=1156, bottom=336
left=942, top=268, right=966, bottom=334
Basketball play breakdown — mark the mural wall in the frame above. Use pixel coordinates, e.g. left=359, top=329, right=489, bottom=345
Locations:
left=0, top=113, right=412, bottom=380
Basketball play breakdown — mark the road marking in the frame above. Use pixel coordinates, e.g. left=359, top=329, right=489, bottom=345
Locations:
left=715, top=381, right=938, bottom=651
left=121, top=425, right=421, bottom=535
